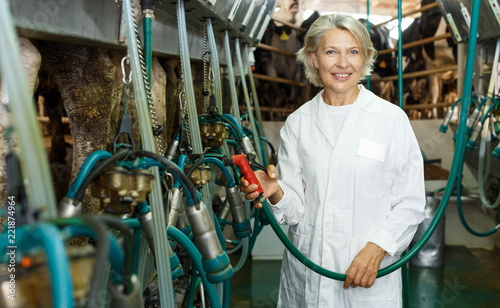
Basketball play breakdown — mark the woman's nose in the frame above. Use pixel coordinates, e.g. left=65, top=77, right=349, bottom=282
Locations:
left=337, top=54, right=348, bottom=68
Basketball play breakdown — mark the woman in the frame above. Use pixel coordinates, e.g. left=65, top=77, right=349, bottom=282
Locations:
left=242, top=14, right=425, bottom=307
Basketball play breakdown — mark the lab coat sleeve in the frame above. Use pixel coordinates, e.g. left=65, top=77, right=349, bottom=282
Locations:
left=369, top=113, right=426, bottom=256
left=267, top=114, right=306, bottom=225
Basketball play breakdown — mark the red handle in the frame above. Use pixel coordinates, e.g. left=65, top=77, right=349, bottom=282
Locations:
left=232, top=154, right=264, bottom=198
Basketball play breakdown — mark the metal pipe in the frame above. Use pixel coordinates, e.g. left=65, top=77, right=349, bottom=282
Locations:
left=206, top=18, right=223, bottom=112
left=398, top=0, right=403, bottom=109
left=235, top=39, right=263, bottom=163
left=252, top=73, right=308, bottom=86
left=177, top=0, right=214, bottom=210
left=370, top=65, right=458, bottom=83
left=373, top=2, right=439, bottom=28
left=271, top=16, right=302, bottom=31
left=224, top=31, right=242, bottom=125
left=122, top=0, right=174, bottom=306
left=256, top=43, right=296, bottom=57
left=378, top=33, right=452, bottom=56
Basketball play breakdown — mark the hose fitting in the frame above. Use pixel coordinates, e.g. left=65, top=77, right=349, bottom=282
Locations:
left=169, top=245, right=183, bottom=280
left=139, top=210, right=156, bottom=255
left=185, top=201, right=233, bottom=283
left=58, top=197, right=82, bottom=218
left=226, top=186, right=252, bottom=238
left=493, top=143, right=500, bottom=159
left=176, top=208, right=193, bottom=239
left=165, top=139, right=179, bottom=161
left=167, top=187, right=183, bottom=227
left=239, top=136, right=257, bottom=157
left=466, top=109, right=481, bottom=135
left=466, top=122, right=483, bottom=149
left=439, top=109, right=454, bottom=133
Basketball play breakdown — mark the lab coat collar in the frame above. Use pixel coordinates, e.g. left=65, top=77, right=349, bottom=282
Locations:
left=309, top=85, right=382, bottom=148
left=301, top=85, right=382, bottom=115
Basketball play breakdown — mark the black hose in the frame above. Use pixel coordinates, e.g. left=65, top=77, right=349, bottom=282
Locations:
left=185, top=154, right=205, bottom=179
left=131, top=151, right=200, bottom=204
left=73, top=149, right=131, bottom=203
left=97, top=215, right=135, bottom=294
left=79, top=216, right=111, bottom=308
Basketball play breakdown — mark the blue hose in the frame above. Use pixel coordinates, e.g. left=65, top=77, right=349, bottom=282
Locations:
left=32, top=224, right=74, bottom=308
left=204, top=157, right=237, bottom=187
left=66, top=150, right=111, bottom=198
left=224, top=113, right=246, bottom=137
left=168, top=227, right=221, bottom=308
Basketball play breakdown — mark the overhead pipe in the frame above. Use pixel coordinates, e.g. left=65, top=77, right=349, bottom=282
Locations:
left=235, top=39, right=263, bottom=163
left=224, top=30, right=243, bottom=126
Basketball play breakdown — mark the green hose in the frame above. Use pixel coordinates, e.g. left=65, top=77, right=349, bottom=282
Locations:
left=398, top=0, right=403, bottom=109
left=144, top=15, right=153, bottom=84
left=456, top=159, right=498, bottom=236
left=260, top=0, right=481, bottom=281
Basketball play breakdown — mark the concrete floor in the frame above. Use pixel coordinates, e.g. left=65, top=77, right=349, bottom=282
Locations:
left=230, top=246, right=500, bottom=307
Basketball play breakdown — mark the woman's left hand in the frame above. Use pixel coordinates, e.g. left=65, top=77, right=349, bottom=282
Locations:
left=343, top=242, right=386, bottom=289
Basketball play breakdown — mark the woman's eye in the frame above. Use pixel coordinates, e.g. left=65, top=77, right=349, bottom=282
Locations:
left=350, top=50, right=359, bottom=55
left=326, top=50, right=335, bottom=55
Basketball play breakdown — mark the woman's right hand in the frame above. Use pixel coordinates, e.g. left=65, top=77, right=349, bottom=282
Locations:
left=240, top=164, right=283, bottom=209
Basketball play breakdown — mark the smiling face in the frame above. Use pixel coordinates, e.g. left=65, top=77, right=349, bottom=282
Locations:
left=311, top=29, right=365, bottom=103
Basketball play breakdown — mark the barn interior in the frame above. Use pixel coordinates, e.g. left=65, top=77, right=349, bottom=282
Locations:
left=0, top=0, right=499, bottom=307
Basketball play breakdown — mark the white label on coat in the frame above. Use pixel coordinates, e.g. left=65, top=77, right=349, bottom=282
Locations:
left=356, top=138, right=387, bottom=162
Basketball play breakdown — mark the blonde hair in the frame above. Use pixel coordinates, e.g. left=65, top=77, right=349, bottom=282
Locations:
left=296, top=14, right=377, bottom=87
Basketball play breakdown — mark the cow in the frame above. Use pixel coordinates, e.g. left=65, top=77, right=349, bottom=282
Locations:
left=399, top=0, right=457, bottom=118
left=253, top=0, right=304, bottom=120
left=358, top=19, right=398, bottom=104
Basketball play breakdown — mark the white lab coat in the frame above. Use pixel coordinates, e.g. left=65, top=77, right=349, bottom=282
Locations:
left=270, top=85, right=425, bottom=308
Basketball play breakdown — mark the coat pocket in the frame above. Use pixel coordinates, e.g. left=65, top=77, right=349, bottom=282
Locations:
left=280, top=230, right=310, bottom=295
left=355, top=139, right=388, bottom=199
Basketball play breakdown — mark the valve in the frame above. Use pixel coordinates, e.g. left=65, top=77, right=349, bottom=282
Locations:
left=184, top=164, right=211, bottom=186
left=185, top=201, right=233, bottom=283
left=200, top=119, right=229, bottom=149
left=91, top=166, right=154, bottom=215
